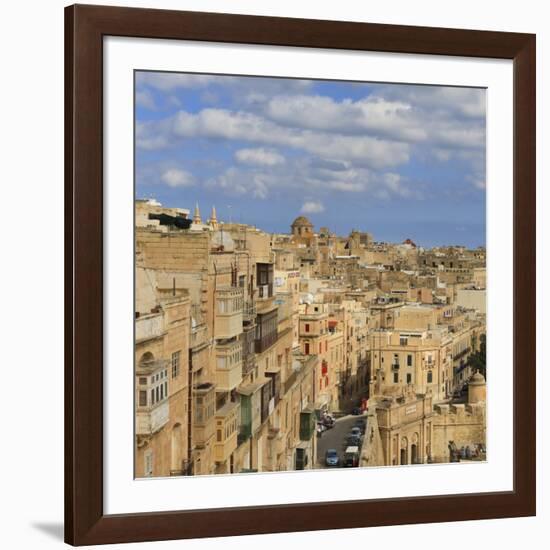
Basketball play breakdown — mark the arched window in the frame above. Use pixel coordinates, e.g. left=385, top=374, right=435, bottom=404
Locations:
left=427, top=371, right=433, bottom=384
left=139, top=351, right=155, bottom=366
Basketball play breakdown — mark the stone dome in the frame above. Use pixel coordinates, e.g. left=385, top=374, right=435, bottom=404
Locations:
left=468, top=370, right=486, bottom=404
left=291, top=216, right=313, bottom=228
left=470, top=371, right=486, bottom=385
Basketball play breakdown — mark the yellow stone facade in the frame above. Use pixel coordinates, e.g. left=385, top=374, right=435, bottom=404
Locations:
left=134, top=201, right=486, bottom=475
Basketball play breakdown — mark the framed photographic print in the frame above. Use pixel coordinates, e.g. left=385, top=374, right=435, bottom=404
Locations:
left=65, top=4, right=536, bottom=546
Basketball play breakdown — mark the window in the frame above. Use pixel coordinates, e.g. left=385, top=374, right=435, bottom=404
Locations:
left=305, top=323, right=310, bottom=332
left=171, top=351, right=181, bottom=378
left=304, top=342, right=310, bottom=355
left=139, top=391, right=147, bottom=407
left=400, top=336, right=408, bottom=346
left=406, top=373, right=412, bottom=384
left=393, top=372, right=399, bottom=383
left=407, top=354, right=413, bottom=367
left=427, top=371, right=433, bottom=384
left=257, top=263, right=273, bottom=287
left=139, top=377, right=147, bottom=385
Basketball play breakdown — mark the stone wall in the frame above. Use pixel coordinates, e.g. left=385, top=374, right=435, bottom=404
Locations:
left=360, top=408, right=385, bottom=467
left=431, top=402, right=486, bottom=462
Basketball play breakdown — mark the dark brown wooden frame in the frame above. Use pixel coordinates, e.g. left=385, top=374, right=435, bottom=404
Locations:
left=65, top=3, right=536, bottom=546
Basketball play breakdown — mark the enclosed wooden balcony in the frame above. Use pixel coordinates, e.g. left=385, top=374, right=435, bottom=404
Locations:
left=241, top=324, right=256, bottom=376
left=299, top=407, right=316, bottom=441
left=191, top=322, right=208, bottom=349
left=214, top=400, right=240, bottom=463
left=192, top=383, right=216, bottom=449
left=135, top=358, right=170, bottom=435
left=215, top=339, right=243, bottom=392
left=238, top=381, right=263, bottom=441
left=214, top=287, right=243, bottom=340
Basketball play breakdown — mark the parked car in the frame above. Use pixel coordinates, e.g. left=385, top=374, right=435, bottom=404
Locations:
left=325, top=449, right=340, bottom=467
left=354, top=420, right=366, bottom=434
left=350, top=427, right=362, bottom=438
left=343, top=446, right=360, bottom=467
left=346, top=434, right=362, bottom=447
left=351, top=407, right=362, bottom=415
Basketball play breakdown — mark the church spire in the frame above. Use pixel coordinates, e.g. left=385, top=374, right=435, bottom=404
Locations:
left=193, top=202, right=202, bottom=224
left=209, top=205, right=218, bottom=228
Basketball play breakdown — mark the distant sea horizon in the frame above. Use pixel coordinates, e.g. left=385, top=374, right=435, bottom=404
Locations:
left=137, top=197, right=485, bottom=249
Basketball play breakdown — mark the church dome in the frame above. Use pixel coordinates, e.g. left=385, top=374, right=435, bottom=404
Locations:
left=291, top=216, right=313, bottom=228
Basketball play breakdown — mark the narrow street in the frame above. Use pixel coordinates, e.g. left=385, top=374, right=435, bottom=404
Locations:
left=316, top=414, right=367, bottom=469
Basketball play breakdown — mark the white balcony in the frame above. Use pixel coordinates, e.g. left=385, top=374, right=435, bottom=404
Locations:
left=136, top=313, right=164, bottom=342
left=215, top=340, right=243, bottom=392
left=214, top=287, right=243, bottom=339
left=216, top=362, right=243, bottom=392
left=136, top=358, right=169, bottom=435
left=136, top=401, right=169, bottom=435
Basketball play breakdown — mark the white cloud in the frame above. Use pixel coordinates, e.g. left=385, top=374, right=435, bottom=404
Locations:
left=301, top=200, right=325, bottom=214
left=136, top=119, right=171, bottom=150
left=136, top=89, right=156, bottom=110
left=204, top=154, right=414, bottom=201
left=135, top=74, right=486, bottom=202
left=205, top=167, right=270, bottom=199
left=141, top=108, right=409, bottom=169
left=160, top=168, right=195, bottom=188
left=136, top=72, right=218, bottom=91
left=375, top=85, right=486, bottom=120
left=265, top=94, right=425, bottom=142
left=235, top=148, right=285, bottom=166
left=262, top=92, right=486, bottom=151
left=467, top=174, right=486, bottom=190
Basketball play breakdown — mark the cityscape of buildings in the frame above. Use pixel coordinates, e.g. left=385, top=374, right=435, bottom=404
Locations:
left=134, top=198, right=487, bottom=477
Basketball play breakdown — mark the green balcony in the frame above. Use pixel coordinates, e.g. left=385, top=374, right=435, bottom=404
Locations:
left=299, top=408, right=316, bottom=441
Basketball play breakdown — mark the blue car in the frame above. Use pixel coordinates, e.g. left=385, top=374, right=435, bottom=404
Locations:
left=325, top=449, right=340, bottom=467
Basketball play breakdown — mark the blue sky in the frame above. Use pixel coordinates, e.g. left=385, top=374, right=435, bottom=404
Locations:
left=135, top=71, right=486, bottom=248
